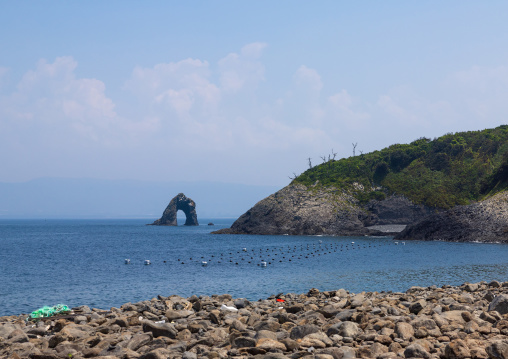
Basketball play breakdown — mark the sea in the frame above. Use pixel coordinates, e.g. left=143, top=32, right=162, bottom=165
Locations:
left=1, top=218, right=508, bottom=317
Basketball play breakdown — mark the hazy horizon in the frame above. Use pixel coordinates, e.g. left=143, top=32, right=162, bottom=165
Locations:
left=0, top=177, right=279, bottom=219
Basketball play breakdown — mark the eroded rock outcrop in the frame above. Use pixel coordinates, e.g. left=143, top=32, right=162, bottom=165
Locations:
left=213, top=184, right=430, bottom=236
left=213, top=184, right=366, bottom=236
left=395, top=191, right=508, bottom=243
left=150, top=193, right=198, bottom=226
left=363, top=195, right=433, bottom=226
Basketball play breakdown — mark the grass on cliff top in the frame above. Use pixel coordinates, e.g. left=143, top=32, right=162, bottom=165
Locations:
left=294, top=125, right=508, bottom=209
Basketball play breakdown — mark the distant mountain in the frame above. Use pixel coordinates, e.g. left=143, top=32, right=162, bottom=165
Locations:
left=0, top=178, right=279, bottom=219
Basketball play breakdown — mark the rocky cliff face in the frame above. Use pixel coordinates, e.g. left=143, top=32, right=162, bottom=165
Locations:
left=395, top=191, right=508, bottom=243
left=150, top=193, right=199, bottom=226
left=362, top=195, right=433, bottom=226
left=213, top=184, right=432, bottom=236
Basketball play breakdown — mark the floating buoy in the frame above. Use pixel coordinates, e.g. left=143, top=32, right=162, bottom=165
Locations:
left=125, top=259, right=130, bottom=264
left=144, top=260, right=151, bottom=265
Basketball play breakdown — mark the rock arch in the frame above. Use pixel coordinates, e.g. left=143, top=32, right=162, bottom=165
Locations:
left=150, top=193, right=199, bottom=226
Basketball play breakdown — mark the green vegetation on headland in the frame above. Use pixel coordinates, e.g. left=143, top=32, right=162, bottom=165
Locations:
left=294, top=125, right=508, bottom=209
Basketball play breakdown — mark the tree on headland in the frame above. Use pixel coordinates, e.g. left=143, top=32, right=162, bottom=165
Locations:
left=293, top=125, right=508, bottom=209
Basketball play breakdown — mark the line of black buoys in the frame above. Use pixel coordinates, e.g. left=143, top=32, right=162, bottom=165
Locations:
left=132, top=239, right=397, bottom=266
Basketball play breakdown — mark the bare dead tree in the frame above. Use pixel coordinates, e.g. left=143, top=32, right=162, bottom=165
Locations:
left=307, top=157, right=312, bottom=169
left=352, top=143, right=358, bottom=156
left=320, top=155, right=326, bottom=163
left=331, top=149, right=337, bottom=160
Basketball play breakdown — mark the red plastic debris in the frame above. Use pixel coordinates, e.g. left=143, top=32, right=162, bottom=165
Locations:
left=276, top=298, right=285, bottom=302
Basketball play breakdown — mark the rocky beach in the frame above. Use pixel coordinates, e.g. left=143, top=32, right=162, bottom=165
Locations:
left=2, top=282, right=508, bottom=359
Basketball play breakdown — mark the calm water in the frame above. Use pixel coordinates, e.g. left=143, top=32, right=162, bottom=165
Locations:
left=1, top=219, right=507, bottom=316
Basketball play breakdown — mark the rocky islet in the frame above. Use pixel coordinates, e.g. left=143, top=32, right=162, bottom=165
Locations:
left=1, top=282, right=508, bottom=359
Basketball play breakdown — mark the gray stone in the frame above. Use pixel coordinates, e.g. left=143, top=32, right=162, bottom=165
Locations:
left=409, top=299, right=427, bottom=314
left=334, top=321, right=360, bottom=338
left=138, top=348, right=173, bottom=359
left=254, top=320, right=280, bottom=332
left=290, top=324, right=320, bottom=340
left=488, top=294, right=508, bottom=315
left=464, top=283, right=479, bottom=292
left=142, top=321, right=177, bottom=339
left=165, top=310, right=194, bottom=321
left=335, top=309, right=357, bottom=321
left=234, top=299, right=249, bottom=309
left=232, top=336, right=257, bottom=348
left=182, top=351, right=198, bottom=359
left=486, top=340, right=508, bottom=359
left=255, top=338, right=286, bottom=351
left=404, top=343, right=431, bottom=359
left=127, top=333, right=153, bottom=351
left=319, top=304, right=342, bottom=318
left=0, top=323, right=20, bottom=339
left=255, top=330, right=278, bottom=341
left=350, top=294, right=366, bottom=308
left=444, top=339, right=471, bottom=359
left=395, top=322, right=414, bottom=341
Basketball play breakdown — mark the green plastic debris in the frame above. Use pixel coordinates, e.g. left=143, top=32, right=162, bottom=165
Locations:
left=29, top=304, right=70, bottom=319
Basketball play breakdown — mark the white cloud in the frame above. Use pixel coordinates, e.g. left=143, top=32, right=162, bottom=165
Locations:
left=0, top=57, right=156, bottom=147
left=3, top=45, right=508, bottom=185
left=377, top=94, right=420, bottom=125
left=442, top=65, right=508, bottom=122
left=218, top=42, right=266, bottom=92
left=293, top=65, right=322, bottom=93
left=327, top=90, right=370, bottom=129
left=0, top=67, right=8, bottom=87
left=451, top=65, right=508, bottom=92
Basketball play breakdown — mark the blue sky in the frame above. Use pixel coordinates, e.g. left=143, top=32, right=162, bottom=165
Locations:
left=1, top=1, right=508, bottom=186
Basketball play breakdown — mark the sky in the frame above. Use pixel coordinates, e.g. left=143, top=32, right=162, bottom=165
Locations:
left=1, top=1, right=508, bottom=187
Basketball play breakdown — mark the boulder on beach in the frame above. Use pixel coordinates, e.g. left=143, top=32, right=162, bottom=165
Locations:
left=2, top=281, right=508, bottom=358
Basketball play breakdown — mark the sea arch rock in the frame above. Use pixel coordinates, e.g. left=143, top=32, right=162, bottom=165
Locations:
left=151, top=193, right=199, bottom=226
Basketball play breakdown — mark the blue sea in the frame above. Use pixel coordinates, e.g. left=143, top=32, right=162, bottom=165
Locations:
left=1, top=218, right=507, bottom=316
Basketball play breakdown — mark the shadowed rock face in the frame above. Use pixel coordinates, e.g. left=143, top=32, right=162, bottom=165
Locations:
left=212, top=184, right=369, bottom=236
left=395, top=191, right=508, bottom=243
left=151, top=193, right=198, bottom=226
left=212, top=184, right=430, bottom=236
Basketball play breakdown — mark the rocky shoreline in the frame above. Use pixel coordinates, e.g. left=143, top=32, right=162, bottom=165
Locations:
left=2, top=282, right=508, bottom=359
left=395, top=192, right=508, bottom=243
left=212, top=184, right=430, bottom=237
